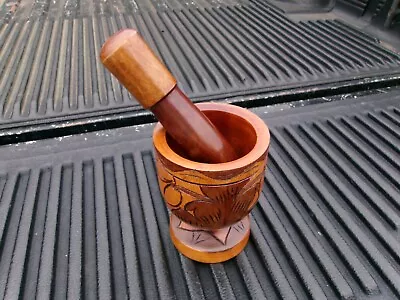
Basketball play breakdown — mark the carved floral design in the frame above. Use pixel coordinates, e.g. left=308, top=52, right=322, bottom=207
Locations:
left=177, top=220, right=247, bottom=245
left=157, top=157, right=265, bottom=229
left=178, top=221, right=232, bottom=245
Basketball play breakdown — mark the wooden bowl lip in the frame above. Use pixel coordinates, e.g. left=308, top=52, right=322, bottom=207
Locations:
left=153, top=102, right=270, bottom=172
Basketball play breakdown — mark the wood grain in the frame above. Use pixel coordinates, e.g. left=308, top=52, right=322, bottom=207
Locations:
left=151, top=87, right=238, bottom=163
left=100, top=29, right=176, bottom=108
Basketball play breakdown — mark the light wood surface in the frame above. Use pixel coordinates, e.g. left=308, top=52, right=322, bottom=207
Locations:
left=100, top=29, right=176, bottom=108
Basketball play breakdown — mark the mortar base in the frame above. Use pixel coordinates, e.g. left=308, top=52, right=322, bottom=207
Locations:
left=170, top=214, right=250, bottom=263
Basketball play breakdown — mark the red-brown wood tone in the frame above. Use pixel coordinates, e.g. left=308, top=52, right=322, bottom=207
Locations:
left=151, top=87, right=238, bottom=163
left=153, top=103, right=270, bottom=263
left=100, top=29, right=238, bottom=163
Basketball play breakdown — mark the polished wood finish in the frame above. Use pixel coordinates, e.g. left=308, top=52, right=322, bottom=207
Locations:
left=170, top=215, right=250, bottom=264
left=152, top=87, right=238, bottom=163
left=101, top=29, right=237, bottom=163
left=154, top=103, right=270, bottom=263
left=100, top=29, right=176, bottom=109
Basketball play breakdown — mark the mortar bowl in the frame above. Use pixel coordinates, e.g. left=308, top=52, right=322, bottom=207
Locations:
left=153, top=103, right=270, bottom=263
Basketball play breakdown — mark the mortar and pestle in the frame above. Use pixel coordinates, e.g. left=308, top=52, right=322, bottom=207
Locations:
left=101, top=30, right=270, bottom=263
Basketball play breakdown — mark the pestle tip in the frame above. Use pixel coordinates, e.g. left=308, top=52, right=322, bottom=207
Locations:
left=99, top=29, right=176, bottom=109
left=100, top=29, right=138, bottom=62
left=100, top=29, right=139, bottom=63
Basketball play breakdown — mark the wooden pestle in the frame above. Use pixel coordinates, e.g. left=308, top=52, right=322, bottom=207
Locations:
left=100, top=29, right=238, bottom=163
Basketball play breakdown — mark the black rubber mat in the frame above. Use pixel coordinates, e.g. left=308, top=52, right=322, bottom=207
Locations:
left=0, top=89, right=399, bottom=299
left=1, top=0, right=400, bottom=128
left=337, top=0, right=369, bottom=15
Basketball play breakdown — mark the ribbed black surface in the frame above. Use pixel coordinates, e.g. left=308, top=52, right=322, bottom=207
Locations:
left=0, top=0, right=247, bottom=20
left=372, top=0, right=387, bottom=17
left=337, top=0, right=369, bottom=14
left=0, top=90, right=399, bottom=299
left=0, top=0, right=400, bottom=126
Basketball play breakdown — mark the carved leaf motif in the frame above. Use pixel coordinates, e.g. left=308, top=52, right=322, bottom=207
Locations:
left=173, top=208, right=205, bottom=227
left=157, top=154, right=267, bottom=185
left=173, top=184, right=210, bottom=202
left=171, top=173, right=264, bottom=228
left=200, top=179, right=249, bottom=205
left=199, top=179, right=249, bottom=225
left=185, top=200, right=222, bottom=226
left=192, top=232, right=208, bottom=244
left=178, top=221, right=231, bottom=245
left=233, top=173, right=264, bottom=216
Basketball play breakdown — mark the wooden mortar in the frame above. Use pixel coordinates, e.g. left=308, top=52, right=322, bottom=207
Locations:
left=154, top=103, right=270, bottom=263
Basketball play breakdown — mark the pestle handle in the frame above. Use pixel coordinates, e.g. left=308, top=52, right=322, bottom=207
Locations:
left=100, top=29, right=238, bottom=163
left=100, top=29, right=176, bottom=109
left=151, top=87, right=238, bottom=163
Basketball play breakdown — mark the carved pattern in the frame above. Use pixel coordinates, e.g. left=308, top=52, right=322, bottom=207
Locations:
left=158, top=156, right=265, bottom=229
left=192, top=232, right=208, bottom=245
left=233, top=221, right=245, bottom=233
left=179, top=221, right=232, bottom=245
